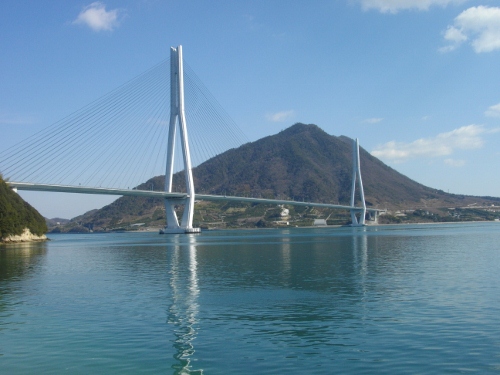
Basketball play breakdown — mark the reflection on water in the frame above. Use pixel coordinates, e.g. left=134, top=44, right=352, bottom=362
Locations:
left=0, top=241, right=48, bottom=281
left=352, top=227, right=368, bottom=282
left=1, top=224, right=500, bottom=374
left=0, top=242, right=48, bottom=340
left=167, top=235, right=203, bottom=375
left=279, top=234, right=291, bottom=287
left=352, top=228, right=369, bottom=321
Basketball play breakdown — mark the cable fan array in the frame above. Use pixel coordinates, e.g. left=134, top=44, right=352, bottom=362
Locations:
left=0, top=57, right=248, bottom=190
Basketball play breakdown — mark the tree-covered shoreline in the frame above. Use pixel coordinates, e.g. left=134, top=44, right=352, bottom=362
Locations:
left=0, top=175, right=47, bottom=240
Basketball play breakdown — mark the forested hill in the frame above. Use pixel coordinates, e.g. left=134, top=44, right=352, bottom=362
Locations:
left=190, top=123, right=498, bottom=207
left=0, top=175, right=47, bottom=240
left=193, top=123, right=437, bottom=206
left=64, top=123, right=500, bottom=231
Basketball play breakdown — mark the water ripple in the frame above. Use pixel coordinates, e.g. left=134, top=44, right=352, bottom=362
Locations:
left=1, top=224, right=500, bottom=373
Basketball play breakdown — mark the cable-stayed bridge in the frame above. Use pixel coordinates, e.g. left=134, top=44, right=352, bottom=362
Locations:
left=2, top=46, right=373, bottom=233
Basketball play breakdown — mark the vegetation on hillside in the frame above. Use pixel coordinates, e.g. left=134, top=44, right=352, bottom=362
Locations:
left=0, top=175, right=48, bottom=238
left=51, top=123, right=500, bottom=232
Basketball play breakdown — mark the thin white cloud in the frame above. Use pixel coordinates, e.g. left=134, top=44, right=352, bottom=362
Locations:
left=363, top=117, right=383, bottom=124
left=266, top=110, right=295, bottom=123
left=358, top=0, right=465, bottom=13
left=371, top=124, right=492, bottom=162
left=72, top=2, right=121, bottom=32
left=485, top=103, right=500, bottom=118
left=444, top=158, right=466, bottom=167
left=440, top=6, right=500, bottom=53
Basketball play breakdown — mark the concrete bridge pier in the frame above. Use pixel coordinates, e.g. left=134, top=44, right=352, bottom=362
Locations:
left=349, top=138, right=366, bottom=227
left=161, top=45, right=200, bottom=234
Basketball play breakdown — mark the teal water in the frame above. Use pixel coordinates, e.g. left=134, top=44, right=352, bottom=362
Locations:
left=1, top=223, right=500, bottom=374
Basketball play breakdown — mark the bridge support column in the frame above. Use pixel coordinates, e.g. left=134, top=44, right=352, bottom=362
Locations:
left=161, top=45, right=200, bottom=234
left=350, top=138, right=366, bottom=226
left=366, top=209, right=379, bottom=224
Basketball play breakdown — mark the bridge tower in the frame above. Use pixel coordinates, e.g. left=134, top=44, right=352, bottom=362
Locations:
left=350, top=138, right=366, bottom=226
left=161, top=46, right=201, bottom=234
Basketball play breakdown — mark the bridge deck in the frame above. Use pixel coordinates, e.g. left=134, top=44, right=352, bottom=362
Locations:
left=8, top=182, right=378, bottom=213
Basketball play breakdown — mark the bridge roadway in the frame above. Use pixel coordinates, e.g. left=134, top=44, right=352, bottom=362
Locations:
left=8, top=182, right=377, bottom=214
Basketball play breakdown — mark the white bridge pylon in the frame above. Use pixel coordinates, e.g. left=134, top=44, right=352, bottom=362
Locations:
left=350, top=138, right=366, bottom=226
left=161, top=45, right=366, bottom=232
left=161, top=45, right=200, bottom=234
left=7, top=45, right=372, bottom=229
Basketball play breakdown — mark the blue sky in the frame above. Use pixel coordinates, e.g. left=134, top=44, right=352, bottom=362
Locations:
left=1, top=0, right=500, bottom=218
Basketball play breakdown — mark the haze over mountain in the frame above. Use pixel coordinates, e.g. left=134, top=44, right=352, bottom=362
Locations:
left=63, top=123, right=500, bottom=231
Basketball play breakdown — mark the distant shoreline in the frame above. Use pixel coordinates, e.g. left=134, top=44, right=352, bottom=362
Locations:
left=43, top=219, right=500, bottom=236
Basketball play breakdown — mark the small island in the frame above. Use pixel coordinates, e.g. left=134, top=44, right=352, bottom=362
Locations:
left=0, top=175, right=47, bottom=243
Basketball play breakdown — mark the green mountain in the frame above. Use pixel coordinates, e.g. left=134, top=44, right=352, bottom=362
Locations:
left=60, top=123, right=500, bottom=231
left=193, top=123, right=441, bottom=206
left=0, top=175, right=48, bottom=240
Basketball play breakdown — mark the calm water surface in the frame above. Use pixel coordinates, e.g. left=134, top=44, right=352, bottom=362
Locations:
left=1, top=223, right=500, bottom=374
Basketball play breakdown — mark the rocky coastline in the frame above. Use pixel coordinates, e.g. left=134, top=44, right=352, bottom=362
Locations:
left=1, top=228, right=48, bottom=243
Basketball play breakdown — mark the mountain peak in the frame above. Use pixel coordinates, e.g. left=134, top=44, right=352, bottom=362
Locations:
left=61, top=123, right=500, bottom=231
left=279, top=123, right=325, bottom=137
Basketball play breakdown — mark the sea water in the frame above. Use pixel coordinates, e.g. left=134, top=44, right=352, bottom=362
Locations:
left=1, top=223, right=500, bottom=374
